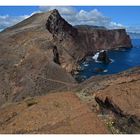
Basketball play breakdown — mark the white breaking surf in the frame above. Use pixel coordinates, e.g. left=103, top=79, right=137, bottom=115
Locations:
left=92, top=50, right=114, bottom=63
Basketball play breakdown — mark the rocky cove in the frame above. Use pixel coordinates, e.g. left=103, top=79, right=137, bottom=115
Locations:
left=0, top=9, right=140, bottom=134
left=74, top=39, right=140, bottom=82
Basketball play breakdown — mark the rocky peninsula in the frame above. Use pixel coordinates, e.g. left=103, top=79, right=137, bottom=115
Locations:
left=0, top=9, right=139, bottom=134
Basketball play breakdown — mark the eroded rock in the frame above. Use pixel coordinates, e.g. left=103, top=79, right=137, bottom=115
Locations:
left=97, top=50, right=111, bottom=64
left=94, top=78, right=140, bottom=133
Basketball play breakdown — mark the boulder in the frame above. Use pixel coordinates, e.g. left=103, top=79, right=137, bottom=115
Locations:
left=94, top=67, right=105, bottom=73
left=97, top=50, right=111, bottom=64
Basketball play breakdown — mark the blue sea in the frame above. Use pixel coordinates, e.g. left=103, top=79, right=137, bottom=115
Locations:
left=78, top=39, right=140, bottom=81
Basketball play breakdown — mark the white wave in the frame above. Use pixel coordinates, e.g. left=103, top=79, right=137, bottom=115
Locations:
left=83, top=61, right=89, bottom=67
left=84, top=64, right=89, bottom=67
left=92, top=50, right=106, bottom=62
left=103, top=69, right=108, bottom=73
left=92, top=52, right=100, bottom=62
left=92, top=50, right=114, bottom=64
left=92, top=52, right=101, bottom=63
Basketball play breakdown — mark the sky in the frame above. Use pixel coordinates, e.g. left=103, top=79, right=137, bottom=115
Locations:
left=0, top=6, right=140, bottom=33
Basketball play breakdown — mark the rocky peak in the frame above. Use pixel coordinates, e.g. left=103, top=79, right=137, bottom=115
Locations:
left=46, top=9, right=77, bottom=39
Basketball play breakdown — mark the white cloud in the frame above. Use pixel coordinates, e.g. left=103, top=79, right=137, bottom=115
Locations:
left=0, top=15, right=29, bottom=31
left=39, top=6, right=124, bottom=29
left=109, top=21, right=124, bottom=29
left=0, top=11, right=41, bottom=31
left=39, top=6, right=76, bottom=15
left=0, top=6, right=139, bottom=33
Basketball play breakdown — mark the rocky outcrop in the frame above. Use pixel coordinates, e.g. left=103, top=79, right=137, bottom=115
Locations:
left=95, top=79, right=140, bottom=119
left=53, top=46, right=60, bottom=65
left=0, top=92, right=108, bottom=134
left=93, top=50, right=111, bottom=63
left=95, top=79, right=140, bottom=133
left=46, top=9, right=77, bottom=39
left=74, top=67, right=140, bottom=133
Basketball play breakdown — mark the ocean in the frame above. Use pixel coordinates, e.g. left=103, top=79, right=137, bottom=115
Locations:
left=77, top=39, right=140, bottom=81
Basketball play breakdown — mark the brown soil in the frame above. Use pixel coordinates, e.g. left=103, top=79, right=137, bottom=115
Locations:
left=0, top=92, right=108, bottom=134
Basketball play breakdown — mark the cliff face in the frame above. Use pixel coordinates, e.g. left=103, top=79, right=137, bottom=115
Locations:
left=0, top=9, right=132, bottom=105
left=44, top=10, right=132, bottom=72
left=76, top=28, right=132, bottom=52
left=1, top=9, right=132, bottom=73
left=46, top=9, right=77, bottom=39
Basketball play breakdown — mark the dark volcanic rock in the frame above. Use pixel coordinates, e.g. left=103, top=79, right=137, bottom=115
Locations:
left=94, top=67, right=105, bottom=73
left=53, top=46, right=60, bottom=65
left=97, top=51, right=111, bottom=64
left=46, top=9, right=77, bottom=39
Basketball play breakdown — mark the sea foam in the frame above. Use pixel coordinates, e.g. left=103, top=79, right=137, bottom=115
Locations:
left=92, top=50, right=114, bottom=63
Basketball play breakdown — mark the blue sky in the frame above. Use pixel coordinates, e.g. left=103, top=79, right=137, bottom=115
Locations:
left=0, top=6, right=140, bottom=33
